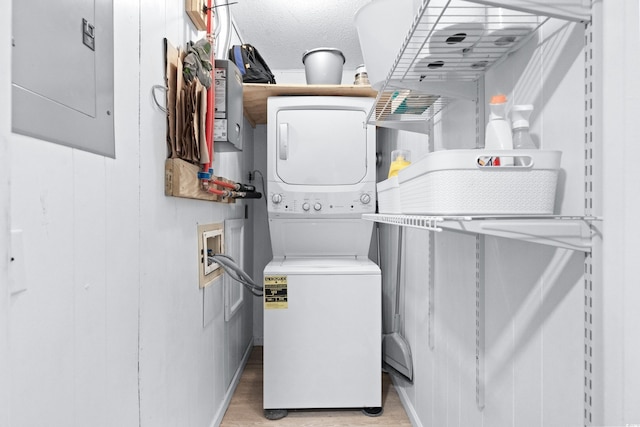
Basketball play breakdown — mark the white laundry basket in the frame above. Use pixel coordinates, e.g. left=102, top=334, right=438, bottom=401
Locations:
left=397, top=149, right=562, bottom=215
left=376, top=176, right=401, bottom=214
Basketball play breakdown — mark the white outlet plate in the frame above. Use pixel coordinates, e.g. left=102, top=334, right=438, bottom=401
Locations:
left=198, top=223, right=224, bottom=288
left=203, top=228, right=223, bottom=276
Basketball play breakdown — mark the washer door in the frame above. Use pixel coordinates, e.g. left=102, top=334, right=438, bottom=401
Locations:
left=275, top=108, right=369, bottom=185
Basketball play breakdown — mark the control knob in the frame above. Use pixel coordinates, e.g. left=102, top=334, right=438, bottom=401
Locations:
left=313, top=202, right=322, bottom=211
left=302, top=202, right=310, bottom=211
left=271, top=193, right=283, bottom=204
left=360, top=193, right=371, bottom=204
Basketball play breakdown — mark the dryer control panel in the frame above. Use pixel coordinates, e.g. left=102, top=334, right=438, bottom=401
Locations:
left=268, top=190, right=375, bottom=216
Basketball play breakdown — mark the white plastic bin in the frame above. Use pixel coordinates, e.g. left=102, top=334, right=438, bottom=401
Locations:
left=354, top=0, right=419, bottom=90
left=397, top=149, right=562, bottom=215
left=376, top=176, right=401, bottom=214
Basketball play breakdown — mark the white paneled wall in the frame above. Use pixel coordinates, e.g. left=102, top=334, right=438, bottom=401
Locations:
left=599, top=1, right=640, bottom=424
left=1, top=3, right=11, bottom=426
left=2, top=1, right=254, bottom=426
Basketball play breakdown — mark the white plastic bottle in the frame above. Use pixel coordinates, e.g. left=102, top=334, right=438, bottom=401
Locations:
left=485, top=94, right=513, bottom=166
left=511, top=104, right=536, bottom=166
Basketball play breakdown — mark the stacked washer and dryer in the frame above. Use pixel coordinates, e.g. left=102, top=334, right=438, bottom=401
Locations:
left=263, top=96, right=382, bottom=418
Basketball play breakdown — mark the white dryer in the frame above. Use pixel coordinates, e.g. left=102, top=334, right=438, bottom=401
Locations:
left=263, top=96, right=381, bottom=416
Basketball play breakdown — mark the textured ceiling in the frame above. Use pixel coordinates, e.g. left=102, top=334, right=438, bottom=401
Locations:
left=229, top=0, right=372, bottom=70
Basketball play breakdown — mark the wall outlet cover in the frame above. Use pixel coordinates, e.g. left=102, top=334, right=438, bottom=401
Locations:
left=198, top=222, right=224, bottom=288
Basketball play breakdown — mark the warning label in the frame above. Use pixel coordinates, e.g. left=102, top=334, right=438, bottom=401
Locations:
left=264, top=275, right=288, bottom=309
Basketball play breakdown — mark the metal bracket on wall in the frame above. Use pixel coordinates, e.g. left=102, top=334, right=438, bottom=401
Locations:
left=477, top=79, right=485, bottom=150
left=427, top=113, right=436, bottom=352
left=475, top=77, right=486, bottom=411
left=583, top=21, right=595, bottom=427
left=475, top=234, right=486, bottom=411
left=428, top=230, right=435, bottom=351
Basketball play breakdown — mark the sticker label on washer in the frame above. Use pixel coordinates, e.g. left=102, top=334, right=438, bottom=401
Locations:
left=264, top=275, right=288, bottom=309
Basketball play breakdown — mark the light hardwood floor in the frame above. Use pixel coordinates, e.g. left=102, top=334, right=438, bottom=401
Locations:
left=220, top=346, right=412, bottom=426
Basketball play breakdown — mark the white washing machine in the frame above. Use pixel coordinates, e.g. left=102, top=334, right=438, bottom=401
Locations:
left=263, top=97, right=381, bottom=415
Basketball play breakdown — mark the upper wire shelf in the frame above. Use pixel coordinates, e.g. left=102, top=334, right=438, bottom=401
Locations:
left=369, top=0, right=550, bottom=127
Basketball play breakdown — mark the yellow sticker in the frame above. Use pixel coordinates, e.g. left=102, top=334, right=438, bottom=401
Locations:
left=264, top=275, right=288, bottom=309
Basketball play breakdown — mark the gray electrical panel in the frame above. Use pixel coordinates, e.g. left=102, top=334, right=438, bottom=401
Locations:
left=214, top=59, right=243, bottom=151
left=12, top=0, right=115, bottom=157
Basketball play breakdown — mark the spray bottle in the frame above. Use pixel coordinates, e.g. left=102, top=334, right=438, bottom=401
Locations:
left=512, top=105, right=536, bottom=149
left=511, top=104, right=536, bottom=165
left=485, top=94, right=513, bottom=166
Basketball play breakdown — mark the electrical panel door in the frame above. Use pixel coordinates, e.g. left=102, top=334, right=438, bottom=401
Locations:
left=12, top=0, right=114, bottom=157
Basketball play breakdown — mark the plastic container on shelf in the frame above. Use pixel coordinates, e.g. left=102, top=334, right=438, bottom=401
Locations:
left=354, top=0, right=419, bottom=90
left=511, top=104, right=536, bottom=150
left=396, top=149, right=562, bottom=215
left=353, top=64, right=370, bottom=85
left=511, top=104, right=537, bottom=166
left=425, top=0, right=485, bottom=54
left=485, top=94, right=514, bottom=166
left=485, top=7, right=540, bottom=48
left=513, top=127, right=536, bottom=149
left=302, top=48, right=345, bottom=84
left=388, top=149, right=411, bottom=178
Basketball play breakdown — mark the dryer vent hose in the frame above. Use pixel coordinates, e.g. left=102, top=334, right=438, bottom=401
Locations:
left=208, top=253, right=263, bottom=296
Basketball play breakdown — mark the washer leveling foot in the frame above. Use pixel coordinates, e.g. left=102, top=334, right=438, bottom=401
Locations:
left=264, top=409, right=288, bottom=420
left=362, top=406, right=384, bottom=417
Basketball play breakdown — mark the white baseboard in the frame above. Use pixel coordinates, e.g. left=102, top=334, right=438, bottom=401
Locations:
left=390, top=372, right=424, bottom=427
left=210, top=339, right=255, bottom=427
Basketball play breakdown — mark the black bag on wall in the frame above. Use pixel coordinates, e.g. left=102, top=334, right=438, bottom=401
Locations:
left=228, top=44, right=276, bottom=84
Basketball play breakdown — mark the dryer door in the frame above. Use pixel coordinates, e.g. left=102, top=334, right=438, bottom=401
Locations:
left=275, top=108, right=369, bottom=185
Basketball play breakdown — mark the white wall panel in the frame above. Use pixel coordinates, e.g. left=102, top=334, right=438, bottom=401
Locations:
left=203, top=279, right=226, bottom=426
left=72, top=150, right=108, bottom=427
left=137, top=0, right=207, bottom=422
left=138, top=1, right=253, bottom=425
left=5, top=0, right=143, bottom=424
left=541, top=249, right=584, bottom=426
left=538, top=21, right=585, bottom=216
left=9, top=138, right=76, bottom=427
left=433, top=231, right=479, bottom=427
left=103, top=2, right=142, bottom=424
left=600, top=0, right=640, bottom=424
left=0, top=1, right=11, bottom=425
left=5, top=0, right=253, bottom=425
left=388, top=230, right=585, bottom=427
